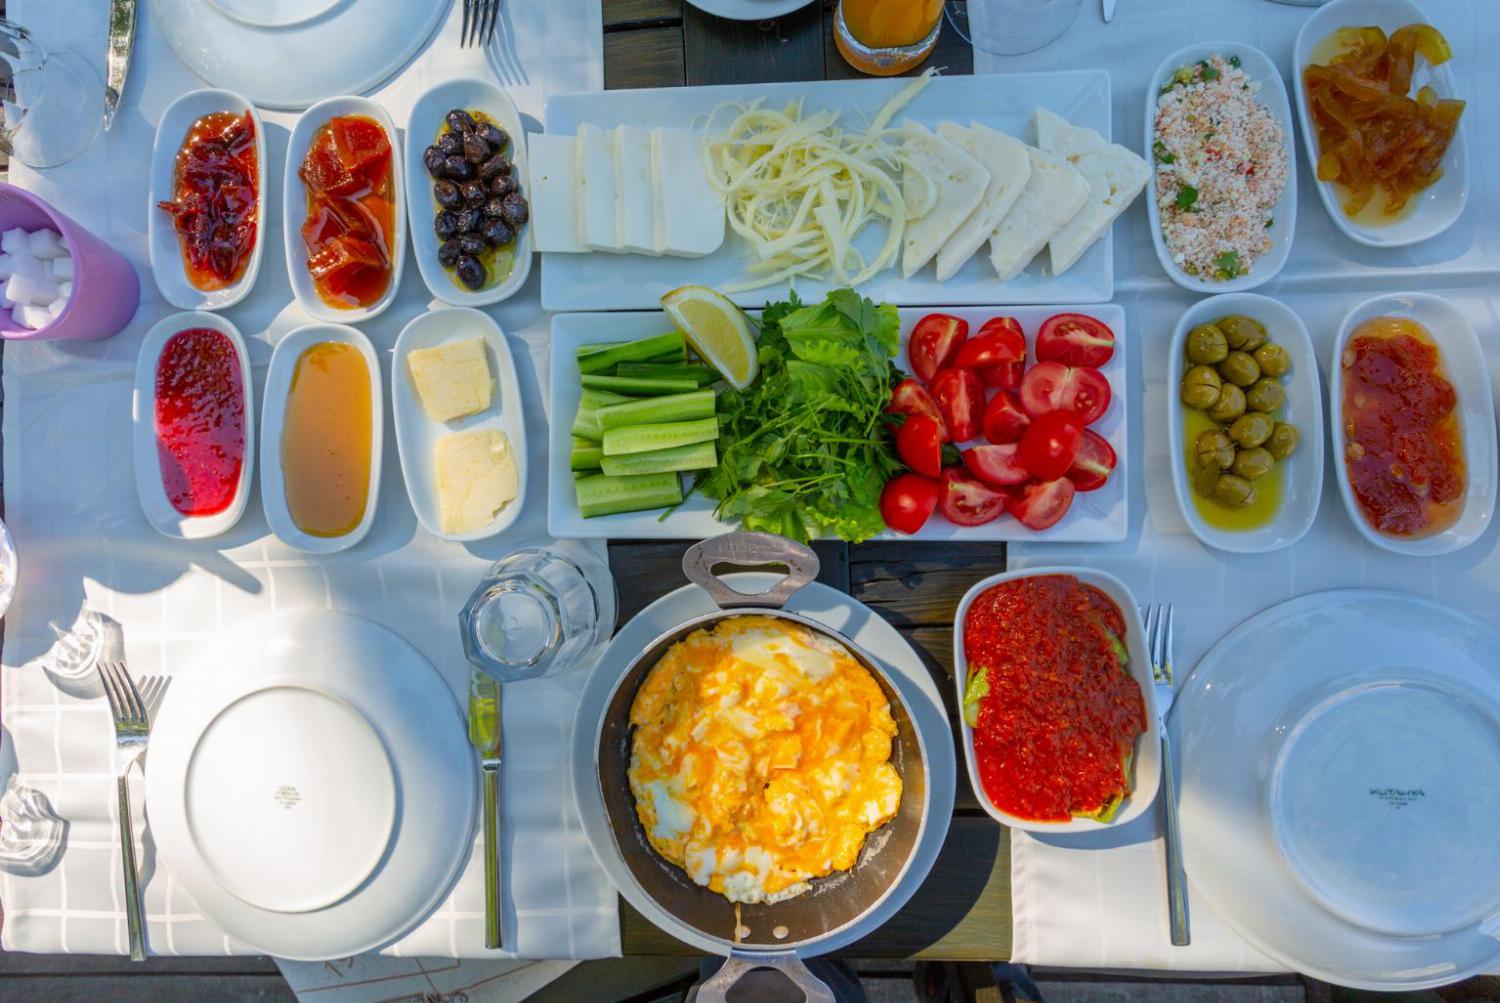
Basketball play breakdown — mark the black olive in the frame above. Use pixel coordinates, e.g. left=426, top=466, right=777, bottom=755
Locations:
left=462, top=133, right=489, bottom=164
left=481, top=217, right=514, bottom=247
left=437, top=132, right=462, bottom=156
left=434, top=210, right=459, bottom=240
left=454, top=207, right=482, bottom=233
left=442, top=155, right=473, bottom=181
left=489, top=173, right=517, bottom=198
left=457, top=234, right=488, bottom=256
left=423, top=145, right=446, bottom=178
left=445, top=109, right=476, bottom=134
left=437, top=239, right=462, bottom=268
left=460, top=180, right=487, bottom=205
left=455, top=255, right=486, bottom=290
left=477, top=123, right=507, bottom=151
left=478, top=154, right=509, bottom=181
left=480, top=196, right=506, bottom=219
left=432, top=179, right=461, bottom=208
left=499, top=191, right=529, bottom=227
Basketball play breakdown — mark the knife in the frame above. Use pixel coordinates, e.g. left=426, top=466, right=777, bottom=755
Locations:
left=1102, top=0, right=1118, bottom=22
left=467, top=670, right=505, bottom=950
left=103, top=0, right=138, bottom=131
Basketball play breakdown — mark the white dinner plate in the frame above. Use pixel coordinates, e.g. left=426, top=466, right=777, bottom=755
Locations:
left=145, top=610, right=477, bottom=960
left=684, top=0, right=816, bottom=20
left=540, top=70, right=1114, bottom=311
left=548, top=304, right=1126, bottom=541
left=149, top=0, right=449, bottom=111
left=570, top=572, right=955, bottom=957
left=1174, top=589, right=1500, bottom=989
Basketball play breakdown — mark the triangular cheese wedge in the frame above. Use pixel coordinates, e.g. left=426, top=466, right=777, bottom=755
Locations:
left=987, top=145, right=1089, bottom=282
left=901, top=124, right=989, bottom=279
left=933, top=122, right=1032, bottom=282
left=1035, top=108, right=1149, bottom=276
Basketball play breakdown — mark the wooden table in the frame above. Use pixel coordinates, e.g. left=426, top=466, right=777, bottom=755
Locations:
left=600, top=2, right=1008, bottom=960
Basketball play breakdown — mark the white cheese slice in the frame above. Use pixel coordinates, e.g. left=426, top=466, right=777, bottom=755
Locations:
left=576, top=123, right=619, bottom=251
left=652, top=128, right=725, bottom=257
left=435, top=428, right=519, bottom=535
left=1034, top=107, right=1149, bottom=276
left=933, top=122, right=1032, bottom=282
left=526, top=133, right=583, bottom=253
left=900, top=123, right=989, bottom=279
left=614, top=125, right=659, bottom=255
left=987, top=145, right=1089, bottom=282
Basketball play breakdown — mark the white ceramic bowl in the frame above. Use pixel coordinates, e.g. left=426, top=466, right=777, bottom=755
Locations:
left=1144, top=42, right=1297, bottom=293
left=0, top=517, right=17, bottom=621
left=1167, top=294, right=1324, bottom=554
left=283, top=96, right=406, bottom=323
left=131, top=311, right=256, bottom=540
left=259, top=323, right=384, bottom=554
left=953, top=567, right=1160, bottom=833
left=391, top=307, right=528, bottom=542
left=404, top=79, right=533, bottom=307
left=1328, top=293, right=1495, bottom=556
left=148, top=89, right=266, bottom=311
left=1293, top=0, right=1469, bottom=247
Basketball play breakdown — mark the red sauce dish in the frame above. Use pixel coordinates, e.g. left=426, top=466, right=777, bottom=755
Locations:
left=157, top=111, right=259, bottom=291
left=155, top=327, right=247, bottom=517
left=299, top=115, right=397, bottom=310
left=956, top=571, right=1156, bottom=828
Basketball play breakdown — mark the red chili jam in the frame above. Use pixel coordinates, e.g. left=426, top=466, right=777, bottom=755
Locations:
left=157, top=111, right=258, bottom=290
left=962, top=575, right=1145, bottom=822
left=155, top=328, right=245, bottom=517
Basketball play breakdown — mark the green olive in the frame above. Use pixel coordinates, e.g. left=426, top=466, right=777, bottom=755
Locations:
left=1194, top=428, right=1236, bottom=470
left=1180, top=365, right=1223, bottom=409
left=1228, top=412, right=1274, bottom=448
left=1207, top=383, right=1247, bottom=423
left=1193, top=460, right=1223, bottom=499
left=1213, top=473, right=1256, bottom=508
left=1266, top=422, right=1300, bottom=460
left=1246, top=377, right=1285, bottom=413
left=1217, top=315, right=1267, bottom=352
left=1231, top=446, right=1275, bottom=480
left=1253, top=343, right=1290, bottom=378
left=1186, top=324, right=1229, bottom=365
left=1218, top=351, right=1261, bottom=388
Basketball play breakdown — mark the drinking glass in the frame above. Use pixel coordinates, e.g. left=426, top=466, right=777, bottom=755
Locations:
left=944, top=0, right=1082, bottom=57
left=835, top=0, right=944, bottom=77
left=459, top=539, right=616, bottom=683
left=0, top=20, right=104, bottom=169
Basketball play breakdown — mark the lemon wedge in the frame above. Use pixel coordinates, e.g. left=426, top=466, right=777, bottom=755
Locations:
left=661, top=285, right=758, bottom=390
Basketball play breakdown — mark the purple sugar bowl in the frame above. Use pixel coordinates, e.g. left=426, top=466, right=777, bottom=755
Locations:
left=0, top=183, right=139, bottom=341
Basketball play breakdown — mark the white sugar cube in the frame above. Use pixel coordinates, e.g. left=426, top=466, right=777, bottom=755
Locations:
left=0, top=254, right=14, bottom=281
left=6, top=271, right=57, bottom=307
left=48, top=254, right=72, bottom=280
left=47, top=298, right=65, bottom=318
left=9, top=253, right=43, bottom=279
left=27, top=228, right=64, bottom=260
left=13, top=302, right=52, bottom=330
left=56, top=280, right=72, bottom=299
left=1, top=228, right=28, bottom=256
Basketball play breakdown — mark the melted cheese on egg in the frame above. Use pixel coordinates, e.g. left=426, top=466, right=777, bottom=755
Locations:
left=627, top=615, right=902, bottom=904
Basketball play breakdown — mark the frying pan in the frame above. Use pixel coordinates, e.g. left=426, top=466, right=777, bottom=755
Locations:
left=593, top=532, right=932, bottom=1001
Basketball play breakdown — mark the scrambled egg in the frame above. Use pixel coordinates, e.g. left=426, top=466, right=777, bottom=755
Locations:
left=627, top=615, right=903, bottom=904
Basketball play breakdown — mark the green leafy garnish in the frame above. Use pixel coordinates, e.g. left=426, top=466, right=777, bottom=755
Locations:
left=1198, top=59, right=1220, bottom=81
left=1174, top=184, right=1199, bottom=210
left=1152, top=139, right=1175, bottom=164
left=1214, top=249, right=1242, bottom=279
left=694, top=289, right=903, bottom=542
left=1229, top=54, right=1242, bottom=68
left=963, top=665, right=990, bottom=728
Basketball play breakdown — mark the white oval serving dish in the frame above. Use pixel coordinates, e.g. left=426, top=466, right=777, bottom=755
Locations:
left=1144, top=42, right=1298, bottom=293
left=132, top=311, right=256, bottom=540
left=148, top=89, right=266, bottom=311
left=953, top=567, right=1160, bottom=834
left=282, top=96, right=406, bottom=323
left=404, top=78, right=533, bottom=307
left=1293, top=0, right=1469, bottom=247
left=391, top=307, right=528, bottom=542
left=259, top=323, right=384, bottom=554
left=1168, top=293, right=1324, bottom=554
left=1329, top=292, right=1495, bottom=556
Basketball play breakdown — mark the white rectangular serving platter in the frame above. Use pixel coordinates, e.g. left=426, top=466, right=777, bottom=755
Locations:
left=548, top=304, right=1127, bottom=542
left=541, top=71, right=1114, bottom=311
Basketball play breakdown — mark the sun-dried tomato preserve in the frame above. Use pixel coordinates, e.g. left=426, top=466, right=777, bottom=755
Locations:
left=962, top=575, right=1146, bottom=822
left=299, top=115, right=395, bottom=309
left=1342, top=317, right=1466, bottom=538
left=157, top=111, right=258, bottom=290
left=155, top=328, right=245, bottom=517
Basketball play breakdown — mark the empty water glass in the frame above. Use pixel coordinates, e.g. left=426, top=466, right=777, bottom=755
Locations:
left=946, top=0, right=1083, bottom=57
left=0, top=20, right=104, bottom=169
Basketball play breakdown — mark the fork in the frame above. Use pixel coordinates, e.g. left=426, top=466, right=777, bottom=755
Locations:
left=1141, top=605, right=1190, bottom=947
left=461, top=0, right=500, bottom=48
left=98, top=659, right=150, bottom=961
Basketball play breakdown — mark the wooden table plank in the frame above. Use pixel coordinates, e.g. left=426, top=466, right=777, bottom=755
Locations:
left=683, top=2, right=826, bottom=85
left=603, top=0, right=684, bottom=28
left=605, top=25, right=688, bottom=90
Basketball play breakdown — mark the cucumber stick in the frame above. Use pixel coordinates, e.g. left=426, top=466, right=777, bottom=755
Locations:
left=581, top=374, right=698, bottom=396
left=601, top=441, right=717, bottom=476
left=575, top=472, right=682, bottom=517
left=598, top=389, right=716, bottom=431
left=569, top=440, right=604, bottom=471
left=602, top=417, right=719, bottom=456
left=615, top=363, right=719, bottom=387
left=576, top=332, right=686, bottom=374
left=572, top=388, right=635, bottom=441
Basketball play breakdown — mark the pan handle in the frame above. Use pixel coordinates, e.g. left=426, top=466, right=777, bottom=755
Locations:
left=695, top=951, right=835, bottom=1003
left=682, top=532, right=820, bottom=610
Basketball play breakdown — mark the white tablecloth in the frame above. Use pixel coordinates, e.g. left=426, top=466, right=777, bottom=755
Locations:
left=0, top=0, right=621, bottom=968
left=977, top=0, right=1500, bottom=975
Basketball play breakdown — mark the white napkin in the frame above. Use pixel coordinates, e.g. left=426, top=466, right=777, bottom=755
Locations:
left=0, top=0, right=618, bottom=966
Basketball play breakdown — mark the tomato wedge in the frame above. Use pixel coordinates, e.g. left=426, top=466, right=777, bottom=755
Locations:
left=962, top=444, right=1030, bottom=487
left=953, top=324, right=1026, bottom=370
left=1036, top=313, right=1116, bottom=367
left=929, top=368, right=983, bottom=442
left=1018, top=411, right=1083, bottom=481
left=938, top=467, right=1009, bottom=526
left=1008, top=477, right=1076, bottom=531
left=1019, top=363, right=1112, bottom=424
left=908, top=314, right=968, bottom=383
left=981, top=389, right=1031, bottom=444
left=978, top=362, right=1024, bottom=390
left=896, top=414, right=945, bottom=478
left=881, top=473, right=940, bottom=534
left=1066, top=428, right=1117, bottom=492
left=889, top=378, right=949, bottom=441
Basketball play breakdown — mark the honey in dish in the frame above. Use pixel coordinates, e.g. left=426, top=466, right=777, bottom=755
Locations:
left=281, top=342, right=372, bottom=537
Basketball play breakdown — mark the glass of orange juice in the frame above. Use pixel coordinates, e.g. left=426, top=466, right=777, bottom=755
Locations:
left=835, top=0, right=944, bottom=76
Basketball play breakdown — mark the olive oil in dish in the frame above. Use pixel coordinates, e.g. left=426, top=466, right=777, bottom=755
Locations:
left=281, top=342, right=373, bottom=537
left=1184, top=407, right=1284, bottom=531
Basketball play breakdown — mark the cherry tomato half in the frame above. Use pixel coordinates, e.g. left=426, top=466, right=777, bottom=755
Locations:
left=1008, top=477, right=1077, bottom=531
left=908, top=314, right=968, bottom=384
left=981, top=389, right=1031, bottom=445
left=929, top=368, right=984, bottom=442
left=938, top=467, right=1009, bottom=526
left=1019, top=363, right=1112, bottom=425
left=888, top=378, right=949, bottom=441
left=896, top=414, right=945, bottom=478
left=953, top=322, right=1026, bottom=370
left=1066, top=428, right=1117, bottom=492
left=1018, top=411, right=1084, bottom=481
left=1036, top=313, right=1116, bottom=367
left=962, top=443, right=1031, bottom=487
left=881, top=473, right=940, bottom=534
